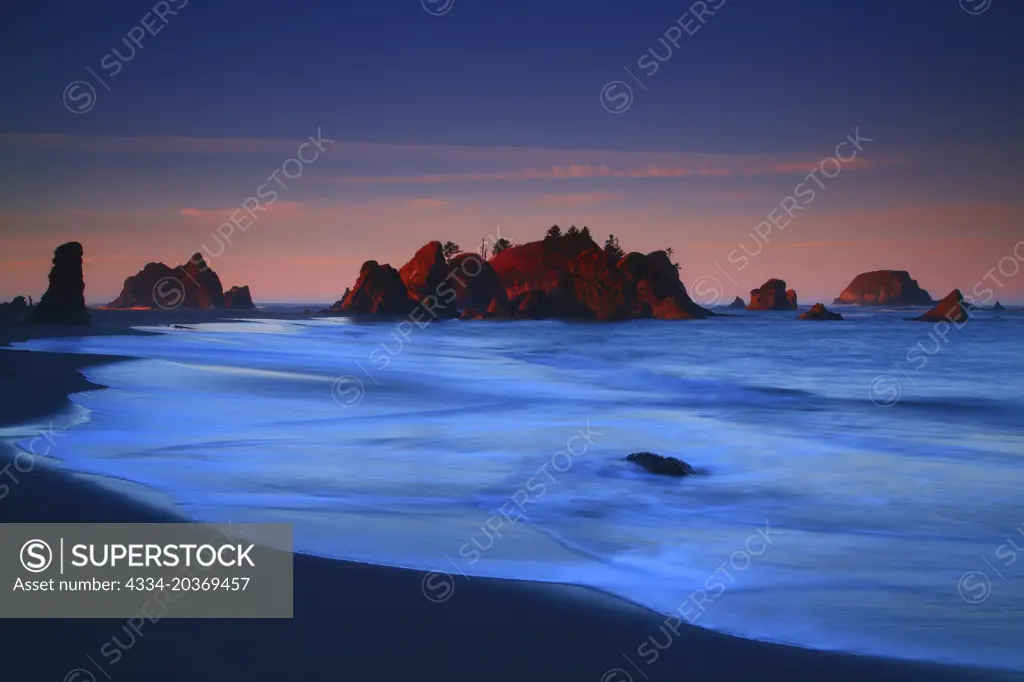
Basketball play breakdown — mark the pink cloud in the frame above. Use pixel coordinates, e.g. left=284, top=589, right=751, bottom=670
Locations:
left=177, top=201, right=308, bottom=225
left=407, top=198, right=450, bottom=209
left=65, top=209, right=163, bottom=219
left=539, top=192, right=620, bottom=206
left=763, top=157, right=879, bottom=174
left=775, top=236, right=1011, bottom=249
left=337, top=165, right=608, bottom=184
left=336, top=164, right=700, bottom=184
left=714, top=189, right=759, bottom=201
left=333, top=158, right=891, bottom=185
left=0, top=133, right=900, bottom=190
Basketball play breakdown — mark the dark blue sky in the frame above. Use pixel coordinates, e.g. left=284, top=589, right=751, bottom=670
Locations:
left=3, top=0, right=1021, bottom=152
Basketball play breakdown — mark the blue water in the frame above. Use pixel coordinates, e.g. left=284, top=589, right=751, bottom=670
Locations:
left=11, top=307, right=1024, bottom=670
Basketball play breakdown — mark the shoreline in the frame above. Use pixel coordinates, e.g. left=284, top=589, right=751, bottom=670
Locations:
left=1, top=314, right=1020, bottom=681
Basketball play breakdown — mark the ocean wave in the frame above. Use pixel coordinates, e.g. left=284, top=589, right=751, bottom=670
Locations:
left=11, top=312, right=1024, bottom=670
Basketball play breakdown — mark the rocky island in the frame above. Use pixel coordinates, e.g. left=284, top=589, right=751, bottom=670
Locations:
left=834, top=270, right=934, bottom=306
left=106, top=253, right=256, bottom=310
left=747, top=279, right=798, bottom=311
left=914, top=290, right=969, bottom=323
left=328, top=232, right=711, bottom=321
left=27, top=242, right=90, bottom=325
left=799, top=303, right=843, bottom=321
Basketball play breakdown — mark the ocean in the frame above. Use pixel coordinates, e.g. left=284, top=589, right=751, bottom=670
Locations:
left=12, top=306, right=1024, bottom=670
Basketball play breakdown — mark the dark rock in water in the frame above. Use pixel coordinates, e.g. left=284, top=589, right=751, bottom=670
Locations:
left=342, top=235, right=711, bottom=321
left=332, top=245, right=487, bottom=317
left=0, top=296, right=30, bottom=321
left=993, top=301, right=1006, bottom=311
left=448, top=253, right=509, bottom=318
left=799, top=303, right=843, bottom=321
left=563, top=247, right=633, bottom=320
left=483, top=297, right=510, bottom=317
left=618, top=250, right=711, bottom=320
left=488, top=235, right=712, bottom=320
left=914, top=289, right=969, bottom=323
left=180, top=253, right=225, bottom=308
left=224, top=285, right=256, bottom=310
left=748, top=279, right=798, bottom=311
left=488, top=235, right=604, bottom=319
left=625, top=452, right=694, bottom=477
left=108, top=253, right=232, bottom=309
left=399, top=241, right=455, bottom=317
left=727, top=296, right=746, bottom=309
left=459, top=297, right=512, bottom=320
left=333, top=261, right=412, bottom=315
left=495, top=245, right=713, bottom=321
left=108, top=262, right=179, bottom=308
left=459, top=296, right=512, bottom=320
left=833, top=270, right=934, bottom=306
left=511, top=291, right=557, bottom=319
left=28, top=242, right=89, bottom=325
left=490, top=232, right=597, bottom=302
left=324, top=289, right=350, bottom=313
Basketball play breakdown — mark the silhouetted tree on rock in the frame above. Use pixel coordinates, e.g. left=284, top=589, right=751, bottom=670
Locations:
left=491, top=238, right=512, bottom=257
left=442, top=241, right=461, bottom=263
left=604, top=234, right=624, bottom=263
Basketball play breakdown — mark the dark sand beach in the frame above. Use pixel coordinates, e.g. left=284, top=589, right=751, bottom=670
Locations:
left=1, top=311, right=1021, bottom=682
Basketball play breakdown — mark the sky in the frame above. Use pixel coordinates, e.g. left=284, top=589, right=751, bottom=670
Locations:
left=1, top=0, right=1022, bottom=304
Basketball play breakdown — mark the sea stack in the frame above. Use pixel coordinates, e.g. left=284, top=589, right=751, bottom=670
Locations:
left=489, top=237, right=713, bottom=320
left=914, top=290, right=969, bottom=323
left=615, top=250, right=711, bottom=320
left=179, top=253, right=225, bottom=308
left=447, top=252, right=509, bottom=318
left=332, top=261, right=412, bottom=315
left=488, top=234, right=709, bottom=319
left=331, top=235, right=711, bottom=321
left=727, top=296, right=746, bottom=309
left=224, top=285, right=256, bottom=310
left=799, top=303, right=843, bottom=321
left=398, top=241, right=453, bottom=310
left=993, top=301, right=1006, bottom=311
left=489, top=231, right=596, bottom=302
left=107, top=253, right=238, bottom=310
left=107, top=262, right=179, bottom=308
left=834, top=270, right=933, bottom=306
left=510, top=291, right=556, bottom=319
left=28, top=242, right=89, bottom=325
left=747, top=279, right=798, bottom=311
left=560, top=247, right=634, bottom=320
